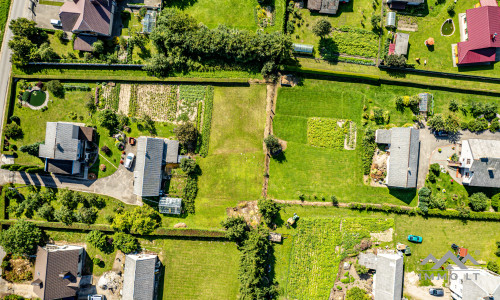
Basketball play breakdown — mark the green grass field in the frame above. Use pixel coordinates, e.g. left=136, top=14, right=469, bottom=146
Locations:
left=144, top=239, right=240, bottom=300
left=0, top=0, right=10, bottom=53
left=165, top=0, right=284, bottom=32
left=268, top=79, right=500, bottom=205
left=273, top=205, right=500, bottom=298
left=181, top=85, right=267, bottom=229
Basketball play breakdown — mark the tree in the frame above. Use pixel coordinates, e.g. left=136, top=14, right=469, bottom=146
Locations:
left=490, top=117, right=500, bottom=132
left=86, top=230, right=109, bottom=252
left=221, top=217, right=249, bottom=247
left=9, top=18, right=37, bottom=38
left=55, top=30, right=66, bottom=42
left=0, top=219, right=43, bottom=255
left=112, top=205, right=161, bottom=234
left=346, top=287, right=371, bottom=300
left=264, top=135, right=281, bottom=155
left=175, top=123, right=198, bottom=152
left=142, top=114, right=155, bottom=133
left=113, top=232, right=140, bottom=253
left=92, top=40, right=105, bottom=56
left=37, top=203, right=55, bottom=221
left=331, top=195, right=339, bottom=205
left=370, top=15, right=381, bottom=32
left=99, top=109, right=119, bottom=133
left=385, top=54, right=407, bottom=67
left=87, top=193, right=106, bottom=209
left=55, top=206, right=75, bottom=225
left=258, top=199, right=280, bottom=227
left=46, top=80, right=64, bottom=98
left=20, top=142, right=41, bottom=156
left=428, top=114, right=460, bottom=133
left=58, top=189, right=78, bottom=209
left=430, top=163, right=441, bottom=175
left=76, top=207, right=98, bottom=224
left=144, top=53, right=172, bottom=77
left=447, top=3, right=455, bottom=16
left=487, top=261, right=500, bottom=274
left=429, top=194, right=446, bottom=210
left=469, top=192, right=489, bottom=212
left=36, top=43, right=58, bottom=61
left=492, top=193, right=500, bottom=211
left=449, top=99, right=459, bottom=112
left=8, top=36, right=36, bottom=65
left=261, top=61, right=277, bottom=78
left=4, top=123, right=23, bottom=139
left=312, top=19, right=332, bottom=38
left=180, top=157, right=197, bottom=174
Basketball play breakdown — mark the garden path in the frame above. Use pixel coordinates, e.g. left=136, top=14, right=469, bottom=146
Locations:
left=262, top=82, right=278, bottom=198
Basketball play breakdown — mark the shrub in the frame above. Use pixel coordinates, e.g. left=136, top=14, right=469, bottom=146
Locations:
left=430, top=163, right=441, bottom=175
left=199, top=87, right=214, bottom=157
left=86, top=230, right=109, bottom=252
left=46, top=80, right=64, bottom=98
left=58, top=189, right=78, bottom=209
left=258, top=199, right=280, bottom=227
left=76, top=206, right=98, bottom=224
left=87, top=193, right=106, bottom=209
left=264, top=135, right=282, bottom=155
left=312, top=19, right=332, bottom=38
left=346, top=287, right=370, bottom=300
left=113, top=232, right=140, bottom=253
left=331, top=195, right=339, bottom=206
left=385, top=54, right=407, bottom=67
left=4, top=123, right=23, bottom=139
left=10, top=115, right=20, bottom=124
left=427, top=172, right=436, bottom=183
left=55, top=206, right=75, bottom=225
left=37, top=203, right=54, bottom=221
left=0, top=220, right=43, bottom=255
left=429, top=194, right=446, bottom=210
left=492, top=193, right=500, bottom=211
left=469, top=117, right=489, bottom=132
left=355, top=263, right=368, bottom=275
left=221, top=216, right=249, bottom=247
left=19, top=142, right=41, bottom=156
left=175, top=123, right=198, bottom=152
left=361, top=128, right=376, bottom=175
left=101, top=145, right=111, bottom=155
left=447, top=3, right=455, bottom=16
left=487, top=261, right=499, bottom=274
left=490, top=118, right=500, bottom=132
left=469, top=192, right=489, bottom=212
left=180, top=157, right=197, bottom=174
left=449, top=99, right=459, bottom=112
left=418, top=187, right=431, bottom=202
left=99, top=109, right=119, bottom=133
left=112, top=205, right=161, bottom=234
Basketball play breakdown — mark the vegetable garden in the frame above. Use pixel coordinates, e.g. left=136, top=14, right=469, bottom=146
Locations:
left=286, top=217, right=394, bottom=300
left=307, top=117, right=353, bottom=149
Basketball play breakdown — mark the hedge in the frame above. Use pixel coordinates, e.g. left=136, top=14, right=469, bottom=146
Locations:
left=0, top=164, right=44, bottom=173
left=284, top=66, right=380, bottom=81
left=347, top=203, right=500, bottom=221
left=199, top=86, right=214, bottom=157
left=14, top=75, right=250, bottom=84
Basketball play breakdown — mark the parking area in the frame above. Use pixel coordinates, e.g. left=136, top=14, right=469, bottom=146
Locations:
left=34, top=4, right=62, bottom=30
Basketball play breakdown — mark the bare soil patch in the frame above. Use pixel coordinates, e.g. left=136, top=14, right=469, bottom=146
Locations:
left=226, top=201, right=261, bottom=227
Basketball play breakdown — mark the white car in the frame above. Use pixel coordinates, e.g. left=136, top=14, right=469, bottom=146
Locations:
left=50, top=19, right=62, bottom=27
left=124, top=153, right=135, bottom=169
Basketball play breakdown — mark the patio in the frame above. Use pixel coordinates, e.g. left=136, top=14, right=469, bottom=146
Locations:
left=429, top=144, right=462, bottom=184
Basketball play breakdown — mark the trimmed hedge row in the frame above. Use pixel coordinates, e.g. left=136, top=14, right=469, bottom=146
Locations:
left=0, top=219, right=226, bottom=237
left=200, top=86, right=214, bottom=157
left=0, top=164, right=44, bottom=173
left=347, top=203, right=500, bottom=221
left=284, top=66, right=380, bottom=81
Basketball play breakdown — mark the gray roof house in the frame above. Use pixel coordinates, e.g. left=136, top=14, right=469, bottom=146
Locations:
left=375, top=127, right=420, bottom=188
left=38, top=122, right=94, bottom=175
left=386, top=0, right=425, bottom=10
left=32, top=245, right=85, bottom=300
left=133, top=136, right=180, bottom=197
left=394, top=33, right=409, bottom=56
left=122, top=254, right=158, bottom=300
left=449, top=267, right=500, bottom=300
left=460, top=139, right=500, bottom=188
left=358, top=251, right=404, bottom=300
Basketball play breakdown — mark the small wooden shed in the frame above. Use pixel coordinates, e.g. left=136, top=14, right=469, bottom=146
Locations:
left=268, top=232, right=282, bottom=243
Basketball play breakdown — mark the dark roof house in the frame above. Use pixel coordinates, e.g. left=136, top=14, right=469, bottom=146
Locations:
left=386, top=0, right=425, bottom=10
left=38, top=122, right=94, bottom=175
left=460, top=139, right=500, bottom=188
left=122, top=254, right=158, bottom=300
left=375, top=127, right=420, bottom=188
left=60, top=0, right=116, bottom=36
left=307, top=0, right=341, bottom=14
left=133, top=137, right=180, bottom=197
left=456, top=5, right=500, bottom=65
left=32, top=245, right=85, bottom=300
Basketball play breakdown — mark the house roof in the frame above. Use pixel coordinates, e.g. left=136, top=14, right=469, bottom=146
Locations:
left=450, top=267, right=500, bottom=299
left=164, top=139, right=179, bottom=164
left=375, top=129, right=392, bottom=144
left=134, top=137, right=164, bottom=197
left=59, top=0, right=114, bottom=36
left=46, top=159, right=80, bottom=175
left=469, top=158, right=500, bottom=188
left=73, top=35, right=97, bottom=51
left=457, top=6, right=500, bottom=64
left=320, top=0, right=339, bottom=14
left=358, top=252, right=378, bottom=270
left=374, top=253, right=404, bottom=300
left=394, top=33, right=409, bottom=55
left=382, top=127, right=420, bottom=188
left=122, top=254, right=157, bottom=300
left=418, top=93, right=431, bottom=112
left=32, top=245, right=83, bottom=300
left=480, top=0, right=498, bottom=7
left=39, top=122, right=90, bottom=161
left=307, top=0, right=322, bottom=10
left=467, top=139, right=500, bottom=159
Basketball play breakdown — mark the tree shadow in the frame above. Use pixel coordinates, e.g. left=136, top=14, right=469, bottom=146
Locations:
left=272, top=151, right=287, bottom=163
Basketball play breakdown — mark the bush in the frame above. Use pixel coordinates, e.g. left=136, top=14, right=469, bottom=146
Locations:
left=487, top=261, right=499, bottom=274
left=99, top=109, right=119, bottom=133
left=58, top=189, right=78, bottom=209
left=469, top=117, right=489, bottom=132
left=112, top=205, right=161, bottom=234
left=490, top=118, right=500, bottom=132
left=46, top=80, right=64, bottom=98
left=430, top=163, right=440, bottom=175
left=4, top=123, right=23, bottom=139
left=180, top=157, right=197, bottom=174
left=221, top=217, right=249, bottom=247
left=469, top=192, right=489, bottom=212
left=86, top=230, right=109, bottom=252
left=385, top=54, right=407, bottom=67
left=101, top=145, right=111, bottom=155
left=19, top=142, right=41, bottom=156
left=258, top=199, right=280, bottom=227
left=37, top=203, right=55, bottom=221
left=427, top=172, right=436, bottom=183
left=355, top=263, right=368, bottom=275
left=76, top=206, right=98, bottom=224
left=361, top=128, right=376, bottom=175
left=55, top=206, right=75, bottom=225
left=10, top=115, right=20, bottom=124
left=492, top=193, right=500, bottom=211
left=447, top=3, right=455, bottom=16
left=200, top=87, right=214, bottom=157
left=418, top=187, right=431, bottom=202
left=0, top=220, right=44, bottom=255
left=429, top=194, right=446, bottom=210
left=346, top=287, right=370, bottom=300
left=113, top=232, right=140, bottom=253
left=264, top=135, right=282, bottom=155
left=331, top=195, right=339, bottom=206
left=449, top=99, right=459, bottom=112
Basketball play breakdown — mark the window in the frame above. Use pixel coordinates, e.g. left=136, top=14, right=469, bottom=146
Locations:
left=467, top=159, right=471, bottom=164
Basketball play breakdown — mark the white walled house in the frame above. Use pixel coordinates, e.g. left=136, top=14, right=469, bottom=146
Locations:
left=459, top=139, right=500, bottom=187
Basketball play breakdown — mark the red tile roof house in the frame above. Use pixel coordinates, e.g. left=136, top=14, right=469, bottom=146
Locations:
left=59, top=0, right=116, bottom=51
left=453, top=0, right=500, bottom=66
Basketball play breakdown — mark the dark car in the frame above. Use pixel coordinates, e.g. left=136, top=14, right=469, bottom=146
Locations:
left=429, top=288, right=444, bottom=296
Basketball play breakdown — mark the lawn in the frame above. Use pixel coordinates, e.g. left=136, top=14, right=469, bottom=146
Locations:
left=180, top=85, right=267, bottom=229
left=273, top=205, right=500, bottom=298
left=165, top=0, right=285, bottom=32
left=268, top=79, right=500, bottom=205
left=142, top=239, right=240, bottom=300
left=390, top=0, right=500, bottom=77
left=0, top=0, right=10, bottom=51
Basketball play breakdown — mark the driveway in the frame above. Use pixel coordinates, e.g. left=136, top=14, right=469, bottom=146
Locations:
left=417, top=126, right=500, bottom=188
left=33, top=4, right=62, bottom=30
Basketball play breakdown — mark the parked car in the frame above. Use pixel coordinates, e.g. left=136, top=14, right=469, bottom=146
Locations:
left=404, top=246, right=411, bottom=256
left=124, top=153, right=135, bottom=169
left=434, top=131, right=448, bottom=137
left=408, top=235, right=423, bottom=243
left=429, top=287, right=444, bottom=296
left=88, top=295, right=104, bottom=300
left=451, top=243, right=459, bottom=251
left=50, top=19, right=62, bottom=27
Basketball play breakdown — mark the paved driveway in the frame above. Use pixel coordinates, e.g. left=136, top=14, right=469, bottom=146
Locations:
left=34, top=4, right=63, bottom=30
left=417, top=126, right=500, bottom=188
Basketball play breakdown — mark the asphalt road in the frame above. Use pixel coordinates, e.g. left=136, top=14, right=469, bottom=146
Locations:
left=0, top=0, right=29, bottom=137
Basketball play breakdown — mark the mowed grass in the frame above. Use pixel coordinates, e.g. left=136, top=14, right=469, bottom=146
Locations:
left=182, top=85, right=267, bottom=229
left=0, top=0, right=10, bottom=52
left=269, top=79, right=500, bottom=205
left=144, top=239, right=240, bottom=300
left=273, top=205, right=500, bottom=294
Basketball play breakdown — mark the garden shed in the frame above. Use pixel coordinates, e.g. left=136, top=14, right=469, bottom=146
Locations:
left=418, top=92, right=433, bottom=113
left=386, top=12, right=397, bottom=27
left=394, top=33, right=409, bottom=56
left=293, top=43, right=314, bottom=55
left=159, top=197, right=182, bottom=215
